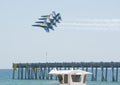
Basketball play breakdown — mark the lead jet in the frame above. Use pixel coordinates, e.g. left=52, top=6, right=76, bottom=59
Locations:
left=41, top=11, right=62, bottom=24
left=52, top=11, right=62, bottom=23
left=32, top=17, right=54, bottom=32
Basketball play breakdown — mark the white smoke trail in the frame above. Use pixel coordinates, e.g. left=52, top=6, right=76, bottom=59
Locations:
left=57, top=19, right=120, bottom=31
left=63, top=19, right=120, bottom=23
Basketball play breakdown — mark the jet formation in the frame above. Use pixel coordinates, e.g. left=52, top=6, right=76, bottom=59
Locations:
left=32, top=11, right=62, bottom=32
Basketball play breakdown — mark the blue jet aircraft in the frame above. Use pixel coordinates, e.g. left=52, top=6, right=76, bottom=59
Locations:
left=32, top=21, right=54, bottom=32
left=32, top=11, right=62, bottom=32
left=41, top=11, right=62, bottom=23
left=32, top=23, right=50, bottom=32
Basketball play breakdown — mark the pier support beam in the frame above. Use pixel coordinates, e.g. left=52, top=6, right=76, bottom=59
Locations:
left=91, top=67, right=94, bottom=81
left=101, top=67, right=104, bottom=81
left=39, top=67, right=42, bottom=80
left=112, top=67, right=115, bottom=82
left=50, top=67, right=53, bottom=80
left=18, top=68, right=20, bottom=79
left=95, top=67, right=97, bottom=81
left=116, top=67, right=118, bottom=82
left=28, top=67, right=30, bottom=79
left=25, top=68, right=27, bottom=79
left=21, top=68, right=23, bottom=79
left=91, top=67, right=97, bottom=81
left=12, top=69, right=15, bottom=79
left=105, top=67, right=107, bottom=81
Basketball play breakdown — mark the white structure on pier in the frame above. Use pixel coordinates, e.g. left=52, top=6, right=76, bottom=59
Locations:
left=49, top=68, right=91, bottom=85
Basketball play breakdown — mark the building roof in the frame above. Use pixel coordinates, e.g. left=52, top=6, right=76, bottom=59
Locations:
left=49, top=68, right=92, bottom=75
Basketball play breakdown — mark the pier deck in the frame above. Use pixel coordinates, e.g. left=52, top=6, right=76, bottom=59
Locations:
left=13, top=62, right=120, bottom=82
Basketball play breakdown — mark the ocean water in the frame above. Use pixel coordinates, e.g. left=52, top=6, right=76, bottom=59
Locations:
left=0, top=69, right=120, bottom=85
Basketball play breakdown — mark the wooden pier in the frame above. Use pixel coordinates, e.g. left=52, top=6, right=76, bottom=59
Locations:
left=12, top=62, right=120, bottom=82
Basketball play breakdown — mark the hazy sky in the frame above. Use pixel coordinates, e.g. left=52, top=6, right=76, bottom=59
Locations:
left=0, top=0, right=120, bottom=69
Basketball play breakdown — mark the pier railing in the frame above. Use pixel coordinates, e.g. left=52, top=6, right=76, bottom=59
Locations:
left=12, top=62, right=120, bottom=82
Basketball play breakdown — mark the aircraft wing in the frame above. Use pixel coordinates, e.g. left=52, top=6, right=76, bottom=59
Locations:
left=39, top=18, right=47, bottom=20
left=32, top=25, right=49, bottom=32
left=32, top=25, right=41, bottom=27
left=32, top=23, right=47, bottom=27
left=41, top=15, right=49, bottom=17
left=35, top=21, right=44, bottom=23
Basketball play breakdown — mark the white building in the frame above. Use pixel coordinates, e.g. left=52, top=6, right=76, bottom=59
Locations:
left=49, top=68, right=91, bottom=85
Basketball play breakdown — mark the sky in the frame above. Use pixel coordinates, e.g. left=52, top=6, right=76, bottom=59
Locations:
left=0, top=0, right=120, bottom=69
